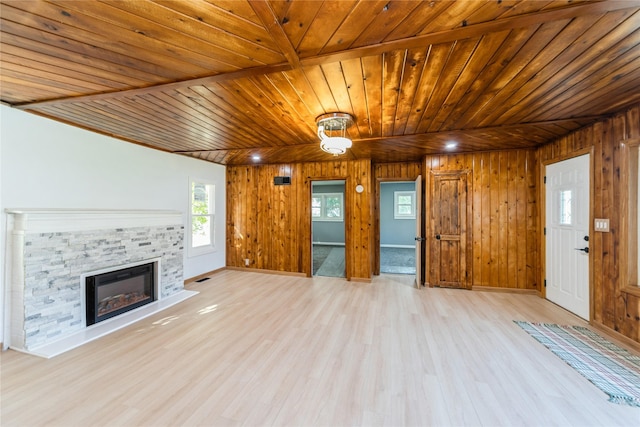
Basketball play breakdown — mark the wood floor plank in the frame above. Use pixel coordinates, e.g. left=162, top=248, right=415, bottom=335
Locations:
left=1, top=270, right=639, bottom=426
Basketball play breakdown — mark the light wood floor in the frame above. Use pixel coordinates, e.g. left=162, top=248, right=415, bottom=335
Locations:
left=2, top=270, right=639, bottom=426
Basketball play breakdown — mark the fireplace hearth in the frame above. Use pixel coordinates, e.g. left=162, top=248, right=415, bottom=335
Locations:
left=86, top=262, right=156, bottom=326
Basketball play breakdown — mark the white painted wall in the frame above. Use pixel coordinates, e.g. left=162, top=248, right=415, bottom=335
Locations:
left=0, top=105, right=226, bottom=344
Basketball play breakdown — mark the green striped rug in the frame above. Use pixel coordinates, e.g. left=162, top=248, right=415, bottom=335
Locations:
left=515, top=321, right=640, bottom=407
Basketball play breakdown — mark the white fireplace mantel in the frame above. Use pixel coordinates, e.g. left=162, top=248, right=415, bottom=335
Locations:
left=5, top=208, right=184, bottom=232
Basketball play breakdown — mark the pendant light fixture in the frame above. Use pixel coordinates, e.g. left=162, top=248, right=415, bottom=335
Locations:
left=316, top=112, right=354, bottom=156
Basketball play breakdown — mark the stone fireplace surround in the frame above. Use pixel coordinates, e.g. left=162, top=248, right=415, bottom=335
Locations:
left=3, top=209, right=197, bottom=358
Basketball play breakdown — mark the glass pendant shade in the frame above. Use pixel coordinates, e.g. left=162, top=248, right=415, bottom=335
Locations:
left=316, top=113, right=354, bottom=156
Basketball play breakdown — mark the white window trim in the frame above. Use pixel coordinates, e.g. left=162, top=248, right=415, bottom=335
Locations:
left=394, top=190, right=416, bottom=219
left=312, top=192, right=344, bottom=222
left=188, top=178, right=216, bottom=257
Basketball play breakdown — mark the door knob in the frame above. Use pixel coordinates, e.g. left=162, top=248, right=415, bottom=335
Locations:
left=584, top=235, right=589, bottom=242
left=575, top=247, right=589, bottom=254
left=414, top=237, right=426, bottom=241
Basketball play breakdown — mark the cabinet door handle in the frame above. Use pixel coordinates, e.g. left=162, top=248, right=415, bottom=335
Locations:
left=435, top=234, right=441, bottom=240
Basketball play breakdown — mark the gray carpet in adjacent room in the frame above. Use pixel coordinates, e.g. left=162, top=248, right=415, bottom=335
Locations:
left=313, top=245, right=416, bottom=277
left=312, top=245, right=335, bottom=275
left=315, top=246, right=346, bottom=277
left=380, top=247, right=416, bottom=275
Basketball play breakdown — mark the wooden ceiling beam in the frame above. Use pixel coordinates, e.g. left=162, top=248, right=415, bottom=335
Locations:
left=173, top=115, right=607, bottom=154
left=300, top=0, right=640, bottom=66
left=14, top=62, right=294, bottom=110
left=353, top=116, right=607, bottom=143
left=14, top=0, right=638, bottom=111
left=249, top=0, right=301, bottom=69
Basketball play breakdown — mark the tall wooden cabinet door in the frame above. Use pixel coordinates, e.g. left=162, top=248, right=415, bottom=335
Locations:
left=429, top=171, right=471, bottom=289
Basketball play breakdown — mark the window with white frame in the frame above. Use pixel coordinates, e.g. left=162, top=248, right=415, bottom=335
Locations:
left=312, top=193, right=344, bottom=221
left=189, top=179, right=215, bottom=256
left=394, top=191, right=416, bottom=219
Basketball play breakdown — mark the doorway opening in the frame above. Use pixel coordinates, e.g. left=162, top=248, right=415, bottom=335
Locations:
left=380, top=181, right=416, bottom=275
left=312, top=180, right=346, bottom=277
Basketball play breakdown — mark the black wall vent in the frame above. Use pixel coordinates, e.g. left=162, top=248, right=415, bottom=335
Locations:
left=274, top=176, right=291, bottom=185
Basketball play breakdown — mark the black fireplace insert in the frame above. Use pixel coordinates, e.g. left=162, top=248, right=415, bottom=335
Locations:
left=86, top=262, right=155, bottom=326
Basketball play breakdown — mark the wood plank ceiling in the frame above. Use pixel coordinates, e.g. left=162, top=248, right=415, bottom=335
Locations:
left=1, top=0, right=639, bottom=165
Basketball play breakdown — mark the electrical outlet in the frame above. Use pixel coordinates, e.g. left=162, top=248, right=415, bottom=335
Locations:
left=244, top=258, right=250, bottom=266
left=594, top=218, right=610, bottom=232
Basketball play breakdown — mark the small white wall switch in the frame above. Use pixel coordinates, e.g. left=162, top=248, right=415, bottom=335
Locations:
left=244, top=258, right=250, bottom=266
left=594, top=218, right=610, bottom=232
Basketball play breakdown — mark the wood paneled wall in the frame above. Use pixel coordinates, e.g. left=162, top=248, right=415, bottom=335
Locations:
left=423, top=150, right=539, bottom=291
left=539, top=103, right=640, bottom=344
left=225, top=104, right=639, bottom=345
left=226, top=159, right=373, bottom=281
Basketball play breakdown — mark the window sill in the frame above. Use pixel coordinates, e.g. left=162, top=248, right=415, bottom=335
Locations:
left=188, top=246, right=217, bottom=258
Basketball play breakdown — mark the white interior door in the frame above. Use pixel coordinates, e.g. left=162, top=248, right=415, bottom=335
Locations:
left=545, top=154, right=590, bottom=320
left=415, top=175, right=423, bottom=288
